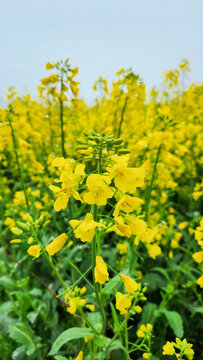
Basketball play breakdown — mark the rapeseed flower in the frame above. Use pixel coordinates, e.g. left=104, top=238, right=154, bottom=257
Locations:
left=94, top=256, right=109, bottom=284
left=46, top=233, right=68, bottom=255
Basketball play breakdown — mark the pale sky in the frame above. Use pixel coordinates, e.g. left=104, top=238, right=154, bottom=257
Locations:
left=1, top=0, right=203, bottom=105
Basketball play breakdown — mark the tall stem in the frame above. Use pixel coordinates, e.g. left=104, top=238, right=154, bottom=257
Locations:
left=117, top=96, right=128, bottom=138
left=32, top=227, right=67, bottom=290
left=60, top=73, right=66, bottom=158
left=7, top=110, right=30, bottom=211
left=144, top=144, right=161, bottom=222
left=91, top=140, right=106, bottom=332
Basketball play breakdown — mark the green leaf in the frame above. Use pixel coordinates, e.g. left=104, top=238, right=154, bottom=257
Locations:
left=12, top=346, right=26, bottom=360
left=54, top=356, right=68, bottom=360
left=110, top=302, right=120, bottom=331
left=142, top=273, right=165, bottom=292
left=192, top=307, right=203, bottom=317
left=0, top=301, right=13, bottom=315
left=103, top=275, right=121, bottom=299
left=0, top=275, right=16, bottom=289
left=141, top=303, right=157, bottom=324
left=94, top=335, right=108, bottom=347
left=50, top=327, right=95, bottom=355
left=152, top=267, right=170, bottom=282
left=155, top=309, right=184, bottom=337
left=106, top=339, right=127, bottom=354
left=9, top=324, right=36, bottom=356
left=87, top=312, right=102, bottom=332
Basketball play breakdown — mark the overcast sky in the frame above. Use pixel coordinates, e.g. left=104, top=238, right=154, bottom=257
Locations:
left=1, top=0, right=203, bottom=105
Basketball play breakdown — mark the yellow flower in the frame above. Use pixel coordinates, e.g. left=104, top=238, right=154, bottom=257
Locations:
left=163, top=341, right=175, bottom=355
left=65, top=292, right=86, bottom=315
left=86, top=304, right=95, bottom=312
left=113, top=195, right=144, bottom=217
left=192, top=251, right=203, bottom=263
left=46, top=62, right=54, bottom=70
left=83, top=174, right=113, bottom=206
left=137, top=324, right=146, bottom=338
left=134, top=305, right=142, bottom=313
left=46, top=233, right=68, bottom=255
left=124, top=215, right=147, bottom=236
left=110, top=216, right=131, bottom=237
left=147, top=243, right=162, bottom=259
left=197, top=275, right=203, bottom=288
left=121, top=274, right=139, bottom=294
left=11, top=227, right=22, bottom=235
left=109, top=156, right=145, bottom=193
left=115, top=292, right=132, bottom=315
left=143, top=353, right=151, bottom=359
left=70, top=213, right=105, bottom=243
left=4, top=217, right=15, bottom=228
left=27, top=245, right=41, bottom=258
left=75, top=351, right=83, bottom=360
left=94, top=256, right=109, bottom=284
left=178, top=221, right=188, bottom=230
left=137, top=323, right=153, bottom=338
left=116, top=243, right=128, bottom=254
left=84, top=335, right=94, bottom=343
left=49, top=162, right=85, bottom=211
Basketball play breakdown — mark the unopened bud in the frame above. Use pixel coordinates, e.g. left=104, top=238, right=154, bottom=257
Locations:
left=16, top=221, right=30, bottom=231
left=113, top=138, right=123, bottom=145
left=43, top=220, right=51, bottom=228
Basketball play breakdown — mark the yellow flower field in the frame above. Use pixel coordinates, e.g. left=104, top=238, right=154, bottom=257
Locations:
left=0, top=59, right=202, bottom=359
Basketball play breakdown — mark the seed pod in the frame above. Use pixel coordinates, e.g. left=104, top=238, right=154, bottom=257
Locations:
left=118, top=149, right=131, bottom=155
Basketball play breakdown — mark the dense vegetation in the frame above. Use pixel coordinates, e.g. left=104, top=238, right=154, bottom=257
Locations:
left=0, top=59, right=202, bottom=360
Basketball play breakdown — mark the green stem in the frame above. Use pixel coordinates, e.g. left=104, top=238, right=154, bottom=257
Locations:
left=32, top=227, right=67, bottom=290
left=66, top=258, right=94, bottom=290
left=7, top=111, right=30, bottom=211
left=117, top=96, right=128, bottom=138
left=144, top=144, right=161, bottom=222
left=78, top=309, right=100, bottom=335
left=60, top=73, right=66, bottom=157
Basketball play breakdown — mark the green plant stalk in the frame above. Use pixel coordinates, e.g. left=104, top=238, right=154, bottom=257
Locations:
left=91, top=140, right=106, bottom=332
left=144, top=143, right=161, bottom=222
left=7, top=112, right=30, bottom=211
left=117, top=96, right=129, bottom=138
left=125, top=319, right=131, bottom=360
left=60, top=73, right=66, bottom=157
left=58, top=265, right=93, bottom=297
left=106, top=297, right=138, bottom=350
left=66, top=258, right=94, bottom=290
left=78, top=308, right=100, bottom=335
left=32, top=227, right=67, bottom=290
